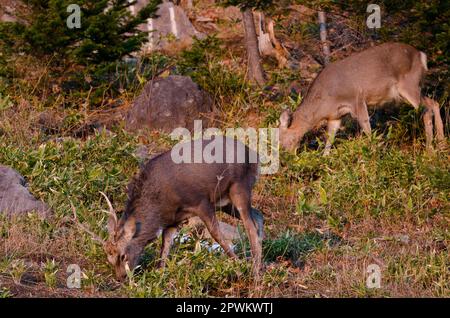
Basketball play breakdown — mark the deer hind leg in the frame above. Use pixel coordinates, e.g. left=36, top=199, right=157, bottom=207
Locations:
left=397, top=72, right=445, bottom=149
left=158, top=209, right=196, bottom=267
left=229, top=183, right=262, bottom=276
left=250, top=208, right=264, bottom=240
left=324, top=119, right=341, bottom=156
left=397, top=74, right=422, bottom=109
left=357, top=105, right=371, bottom=136
left=158, top=226, right=178, bottom=268
left=422, top=96, right=445, bottom=148
left=192, top=200, right=237, bottom=258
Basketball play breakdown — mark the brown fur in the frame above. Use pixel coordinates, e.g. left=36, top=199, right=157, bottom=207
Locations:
left=105, top=136, right=263, bottom=280
left=279, top=42, right=445, bottom=153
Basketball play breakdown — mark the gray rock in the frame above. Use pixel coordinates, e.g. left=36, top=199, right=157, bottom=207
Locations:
left=131, top=1, right=205, bottom=52
left=0, top=13, right=17, bottom=23
left=187, top=217, right=241, bottom=245
left=187, top=207, right=265, bottom=245
left=0, top=1, right=29, bottom=24
left=125, top=75, right=213, bottom=132
left=0, top=165, right=50, bottom=217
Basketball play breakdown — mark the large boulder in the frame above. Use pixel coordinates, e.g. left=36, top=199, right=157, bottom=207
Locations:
left=125, top=75, right=213, bottom=132
left=131, top=1, right=205, bottom=52
left=0, top=0, right=29, bottom=24
left=187, top=206, right=264, bottom=246
left=187, top=216, right=241, bottom=245
left=0, top=165, right=50, bottom=217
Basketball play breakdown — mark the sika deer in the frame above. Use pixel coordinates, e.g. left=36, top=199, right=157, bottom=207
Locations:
left=74, top=136, right=264, bottom=281
left=279, top=42, right=445, bottom=154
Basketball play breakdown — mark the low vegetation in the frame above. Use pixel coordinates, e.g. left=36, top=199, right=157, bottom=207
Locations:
left=0, top=126, right=448, bottom=297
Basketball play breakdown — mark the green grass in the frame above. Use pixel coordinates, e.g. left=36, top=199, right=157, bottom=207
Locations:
left=277, top=133, right=449, bottom=223
left=0, top=130, right=139, bottom=217
left=124, top=239, right=253, bottom=297
left=0, top=287, right=12, bottom=298
left=1, top=128, right=447, bottom=297
left=0, top=97, right=450, bottom=297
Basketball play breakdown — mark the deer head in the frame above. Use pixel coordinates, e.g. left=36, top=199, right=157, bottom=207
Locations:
left=72, top=192, right=140, bottom=281
left=279, top=109, right=304, bottom=151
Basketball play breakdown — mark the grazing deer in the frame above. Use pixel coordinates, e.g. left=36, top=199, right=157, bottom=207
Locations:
left=73, top=136, right=264, bottom=281
left=279, top=42, right=445, bottom=154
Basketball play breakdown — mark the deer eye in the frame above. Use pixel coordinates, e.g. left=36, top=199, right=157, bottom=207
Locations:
left=120, top=254, right=127, bottom=263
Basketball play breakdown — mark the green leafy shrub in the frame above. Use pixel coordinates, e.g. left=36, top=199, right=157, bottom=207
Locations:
left=126, top=236, right=252, bottom=297
left=20, top=0, right=160, bottom=70
left=0, top=0, right=162, bottom=104
left=262, top=230, right=325, bottom=264
left=177, top=36, right=248, bottom=102
left=234, top=229, right=327, bottom=266
left=279, top=134, right=450, bottom=222
left=0, top=129, right=140, bottom=219
left=0, top=287, right=13, bottom=298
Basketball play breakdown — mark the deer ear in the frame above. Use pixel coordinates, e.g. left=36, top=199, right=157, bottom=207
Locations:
left=123, top=218, right=136, bottom=241
left=280, top=110, right=292, bottom=129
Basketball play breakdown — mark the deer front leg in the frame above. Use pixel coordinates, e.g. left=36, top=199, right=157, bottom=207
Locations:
left=158, top=210, right=195, bottom=268
left=193, top=201, right=237, bottom=259
left=158, top=226, right=178, bottom=268
left=324, top=119, right=341, bottom=156
left=355, top=101, right=372, bottom=136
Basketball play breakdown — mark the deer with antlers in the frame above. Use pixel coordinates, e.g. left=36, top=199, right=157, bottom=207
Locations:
left=73, top=136, right=264, bottom=281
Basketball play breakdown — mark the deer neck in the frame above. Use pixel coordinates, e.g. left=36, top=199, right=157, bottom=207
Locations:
left=290, top=100, right=319, bottom=141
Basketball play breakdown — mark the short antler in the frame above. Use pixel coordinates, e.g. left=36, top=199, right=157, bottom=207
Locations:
left=100, top=191, right=117, bottom=224
left=71, top=202, right=104, bottom=244
left=99, top=192, right=119, bottom=237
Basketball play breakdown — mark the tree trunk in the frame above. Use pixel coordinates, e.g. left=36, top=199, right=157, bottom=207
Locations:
left=318, top=11, right=331, bottom=65
left=242, top=9, right=265, bottom=86
left=266, top=17, right=289, bottom=68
